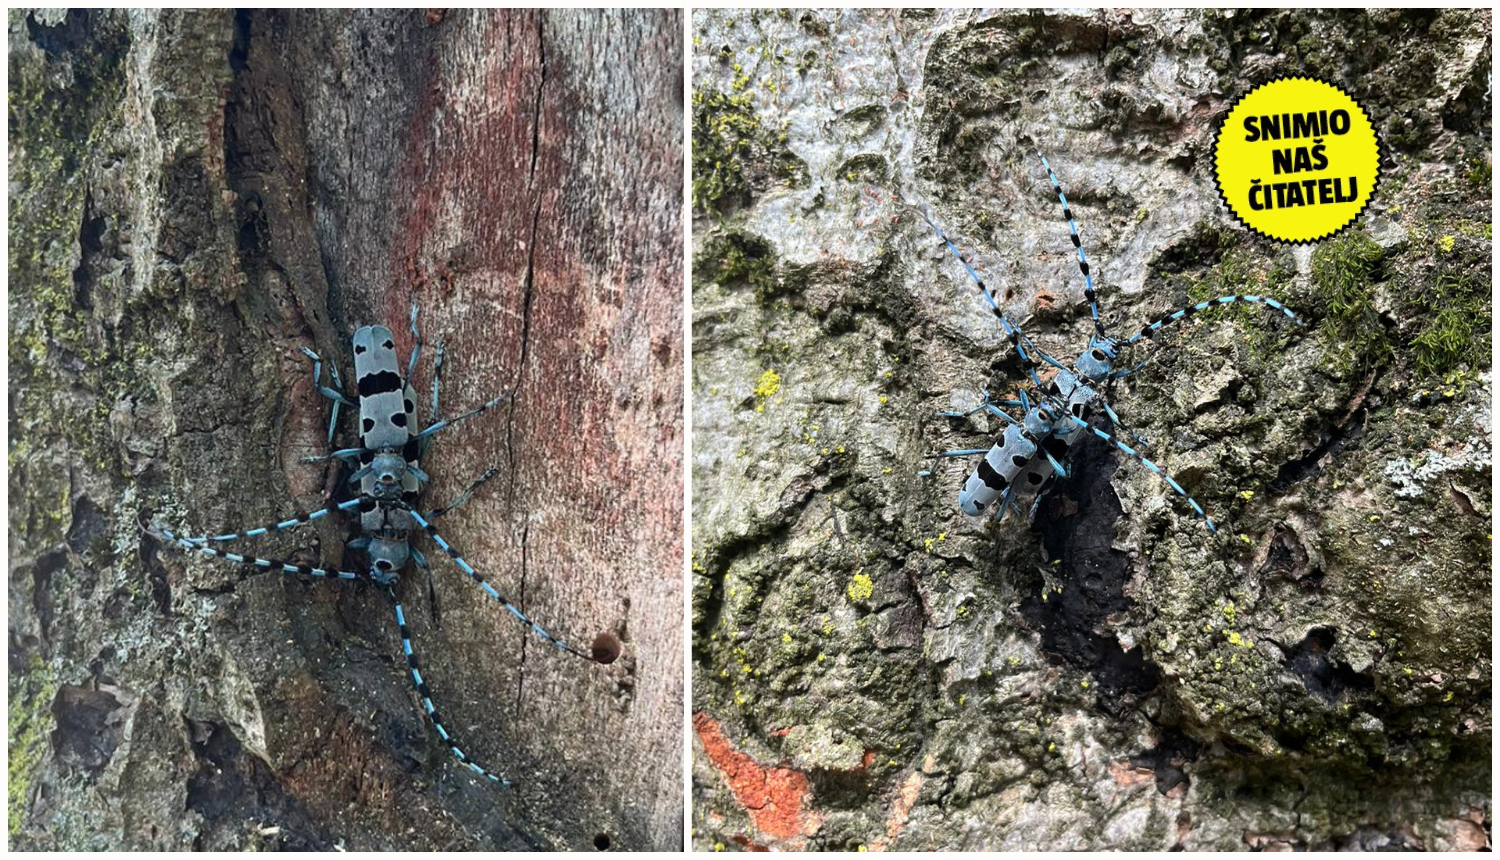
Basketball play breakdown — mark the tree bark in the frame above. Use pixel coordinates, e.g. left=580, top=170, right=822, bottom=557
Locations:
left=691, top=8, right=1489, bottom=852
left=10, top=8, right=682, bottom=851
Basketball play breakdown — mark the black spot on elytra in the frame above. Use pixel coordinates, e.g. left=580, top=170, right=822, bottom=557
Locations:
left=362, top=418, right=374, bottom=433
left=404, top=398, right=415, bottom=414
left=1011, top=453, right=1029, bottom=468
left=977, top=458, right=1008, bottom=490
left=391, top=413, right=407, bottom=428
left=383, top=339, right=395, bottom=350
left=357, top=371, right=402, bottom=397
left=1026, top=471, right=1044, bottom=485
left=354, top=344, right=367, bottom=354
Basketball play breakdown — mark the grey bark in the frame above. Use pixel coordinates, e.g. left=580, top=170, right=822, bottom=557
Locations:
left=691, top=8, right=1489, bottom=851
left=10, top=8, right=682, bottom=851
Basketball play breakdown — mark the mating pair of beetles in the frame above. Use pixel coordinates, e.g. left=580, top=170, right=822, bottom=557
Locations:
left=919, top=155, right=1304, bottom=533
left=151, top=306, right=615, bottom=787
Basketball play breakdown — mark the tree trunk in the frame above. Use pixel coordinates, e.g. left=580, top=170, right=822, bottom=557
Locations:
left=690, top=8, right=1489, bottom=851
left=10, top=8, right=682, bottom=851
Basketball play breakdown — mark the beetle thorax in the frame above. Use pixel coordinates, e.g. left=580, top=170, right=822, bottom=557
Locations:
left=367, top=536, right=408, bottom=585
left=1076, top=334, right=1121, bottom=382
left=1024, top=401, right=1059, bottom=436
left=369, top=451, right=407, bottom=497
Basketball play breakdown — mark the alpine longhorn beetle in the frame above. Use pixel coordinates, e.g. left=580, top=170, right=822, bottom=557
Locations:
left=152, top=304, right=619, bottom=787
left=916, top=155, right=1304, bottom=533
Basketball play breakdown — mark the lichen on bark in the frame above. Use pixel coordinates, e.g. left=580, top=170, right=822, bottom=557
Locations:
left=692, top=8, right=1490, bottom=851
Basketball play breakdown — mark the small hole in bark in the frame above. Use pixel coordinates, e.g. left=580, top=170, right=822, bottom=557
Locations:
left=591, top=632, right=622, bottom=664
left=593, top=833, right=611, bottom=850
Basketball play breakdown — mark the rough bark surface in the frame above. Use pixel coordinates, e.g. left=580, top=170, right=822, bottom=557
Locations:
left=10, top=8, right=683, bottom=851
left=691, top=9, right=1490, bottom=852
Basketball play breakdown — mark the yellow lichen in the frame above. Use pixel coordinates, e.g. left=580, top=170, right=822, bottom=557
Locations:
left=846, top=572, right=874, bottom=601
left=752, top=368, right=782, bottom=412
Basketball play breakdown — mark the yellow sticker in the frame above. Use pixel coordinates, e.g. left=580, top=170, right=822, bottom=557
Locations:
left=1213, top=77, right=1382, bottom=244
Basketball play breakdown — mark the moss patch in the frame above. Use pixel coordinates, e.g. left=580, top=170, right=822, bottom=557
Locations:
left=695, top=230, right=808, bottom=306
left=1409, top=267, right=1490, bottom=378
left=691, top=84, right=806, bottom=215
left=8, top=657, right=57, bottom=838
left=1310, top=231, right=1389, bottom=374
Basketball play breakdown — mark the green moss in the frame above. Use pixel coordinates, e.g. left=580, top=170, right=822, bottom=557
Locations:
left=1182, top=246, right=1296, bottom=355
left=9, top=12, right=130, bottom=360
left=1409, top=269, right=1490, bottom=377
left=9, top=12, right=142, bottom=490
left=691, top=84, right=806, bottom=215
left=8, top=657, right=57, bottom=838
left=836, top=153, right=889, bottom=186
left=1310, top=232, right=1389, bottom=373
left=696, top=230, right=792, bottom=304
left=692, top=87, right=760, bottom=214
left=1465, top=158, right=1491, bottom=192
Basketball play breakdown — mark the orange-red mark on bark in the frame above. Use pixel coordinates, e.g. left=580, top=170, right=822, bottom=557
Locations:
left=694, top=712, right=812, bottom=843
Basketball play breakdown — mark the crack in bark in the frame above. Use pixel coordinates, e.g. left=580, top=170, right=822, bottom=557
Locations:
left=528, top=17, right=545, bottom=180
left=508, top=14, right=547, bottom=712
left=515, top=519, right=531, bottom=715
